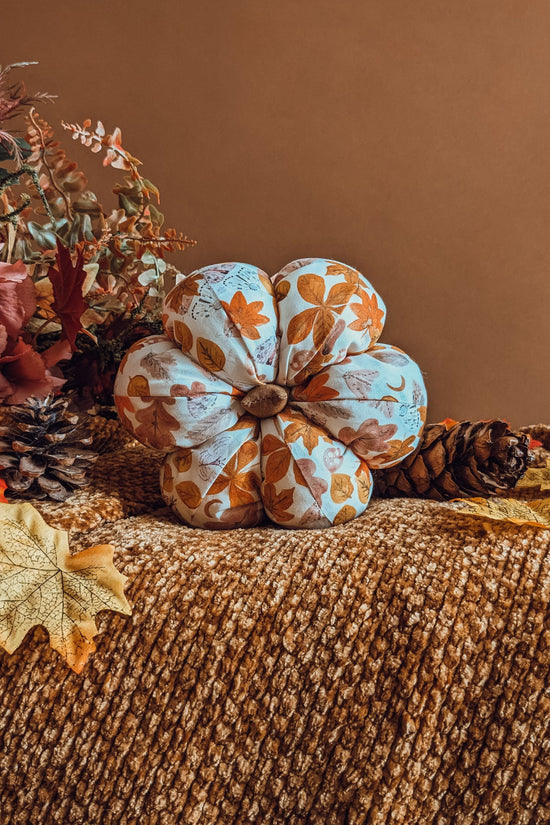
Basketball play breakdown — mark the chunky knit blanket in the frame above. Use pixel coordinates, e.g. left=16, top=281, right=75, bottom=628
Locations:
left=0, top=419, right=549, bottom=825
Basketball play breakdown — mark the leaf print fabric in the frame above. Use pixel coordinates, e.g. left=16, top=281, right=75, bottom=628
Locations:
left=161, top=416, right=263, bottom=529
left=162, top=262, right=279, bottom=391
left=289, top=343, right=428, bottom=468
left=260, top=412, right=373, bottom=528
left=114, top=335, right=242, bottom=451
left=275, top=258, right=386, bottom=386
left=114, top=257, right=427, bottom=529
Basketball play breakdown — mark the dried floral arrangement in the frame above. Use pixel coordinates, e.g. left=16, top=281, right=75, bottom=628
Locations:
left=0, top=61, right=195, bottom=411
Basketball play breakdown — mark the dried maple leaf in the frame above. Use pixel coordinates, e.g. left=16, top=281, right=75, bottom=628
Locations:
left=515, top=463, right=550, bottom=492
left=49, top=240, right=88, bottom=350
left=0, top=501, right=131, bottom=673
left=448, top=497, right=550, bottom=530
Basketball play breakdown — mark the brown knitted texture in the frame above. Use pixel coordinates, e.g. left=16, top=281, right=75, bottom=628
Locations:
left=0, top=419, right=549, bottom=824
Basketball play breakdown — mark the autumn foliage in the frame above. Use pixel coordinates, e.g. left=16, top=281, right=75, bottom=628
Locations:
left=0, top=61, right=195, bottom=408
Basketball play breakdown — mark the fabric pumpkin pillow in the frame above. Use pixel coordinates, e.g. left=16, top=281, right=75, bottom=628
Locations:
left=114, top=258, right=427, bottom=529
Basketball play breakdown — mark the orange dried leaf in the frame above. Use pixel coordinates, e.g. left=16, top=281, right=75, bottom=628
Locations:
left=0, top=502, right=131, bottom=673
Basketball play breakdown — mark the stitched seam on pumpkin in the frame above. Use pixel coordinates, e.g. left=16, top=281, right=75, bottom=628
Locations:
left=268, top=414, right=333, bottom=527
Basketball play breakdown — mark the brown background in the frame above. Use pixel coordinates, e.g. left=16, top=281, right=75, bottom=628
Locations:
left=6, top=0, right=550, bottom=426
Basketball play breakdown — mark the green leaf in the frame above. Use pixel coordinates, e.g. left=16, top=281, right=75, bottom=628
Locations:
left=15, top=138, right=32, bottom=158
left=142, top=178, right=160, bottom=200
left=118, top=193, right=139, bottom=216
left=27, top=221, right=57, bottom=249
left=0, top=167, right=10, bottom=184
left=0, top=145, right=15, bottom=162
left=148, top=204, right=164, bottom=227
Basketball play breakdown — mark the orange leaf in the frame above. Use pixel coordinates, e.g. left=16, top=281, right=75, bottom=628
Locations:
left=196, top=337, right=226, bottom=372
left=134, top=397, right=180, bottom=449
left=127, top=375, right=151, bottom=396
left=236, top=439, right=259, bottom=471
left=283, top=412, right=326, bottom=455
left=175, top=480, right=202, bottom=509
left=325, top=263, right=360, bottom=285
left=114, top=395, right=136, bottom=432
left=330, top=473, right=354, bottom=504
left=173, top=448, right=193, bottom=473
left=312, top=309, right=335, bottom=349
left=173, top=319, right=193, bottom=352
left=292, top=371, right=339, bottom=402
left=220, top=291, right=270, bottom=340
left=275, top=280, right=290, bottom=301
left=333, top=504, right=357, bottom=525
left=440, top=417, right=459, bottom=429
left=297, top=273, right=325, bottom=305
left=262, top=482, right=294, bottom=522
left=326, top=281, right=356, bottom=306
left=448, top=497, right=550, bottom=529
left=262, top=433, right=287, bottom=453
left=287, top=308, right=316, bottom=345
left=265, top=445, right=291, bottom=484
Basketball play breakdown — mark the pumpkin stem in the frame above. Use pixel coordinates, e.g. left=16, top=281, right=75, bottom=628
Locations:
left=241, top=384, right=288, bottom=418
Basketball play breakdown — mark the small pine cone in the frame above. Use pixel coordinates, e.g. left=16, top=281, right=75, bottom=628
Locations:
left=0, top=395, right=99, bottom=502
left=373, top=419, right=531, bottom=500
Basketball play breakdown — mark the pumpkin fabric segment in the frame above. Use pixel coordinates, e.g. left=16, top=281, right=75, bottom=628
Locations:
left=114, top=258, right=427, bottom=529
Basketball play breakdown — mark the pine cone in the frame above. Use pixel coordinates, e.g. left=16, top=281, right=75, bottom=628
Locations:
left=373, top=419, right=531, bottom=500
left=0, top=395, right=98, bottom=502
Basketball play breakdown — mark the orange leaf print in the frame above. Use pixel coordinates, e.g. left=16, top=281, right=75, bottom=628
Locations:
left=325, top=281, right=356, bottom=306
left=262, top=483, right=294, bottom=522
left=348, top=288, right=385, bottom=341
left=163, top=461, right=174, bottom=494
left=220, top=291, right=270, bottom=340
left=292, top=371, right=339, bottom=402
left=165, top=274, right=201, bottom=309
left=371, top=435, right=417, bottom=468
left=262, top=435, right=291, bottom=484
left=134, top=397, right=180, bottom=449
left=282, top=411, right=328, bottom=455
left=228, top=414, right=259, bottom=432
left=275, top=280, right=290, bottom=303
left=330, top=473, right=354, bottom=504
left=297, top=274, right=326, bottom=305
left=114, top=395, right=135, bottom=433
left=333, top=504, right=357, bottom=525
left=287, top=274, right=355, bottom=349
left=325, top=263, right=361, bottom=287
left=355, top=465, right=372, bottom=504
left=208, top=440, right=260, bottom=507
left=127, top=375, right=151, bottom=396
left=174, top=448, right=193, bottom=473
left=196, top=337, right=226, bottom=372
left=287, top=308, right=318, bottom=345
left=175, top=480, right=202, bottom=509
left=173, top=319, right=193, bottom=352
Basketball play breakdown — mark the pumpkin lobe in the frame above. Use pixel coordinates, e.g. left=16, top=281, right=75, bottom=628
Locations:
left=241, top=384, right=288, bottom=418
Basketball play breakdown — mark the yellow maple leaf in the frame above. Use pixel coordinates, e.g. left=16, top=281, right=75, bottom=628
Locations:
left=0, top=502, right=131, bottom=673
left=515, top=463, right=550, bottom=492
left=448, top=497, right=550, bottom=529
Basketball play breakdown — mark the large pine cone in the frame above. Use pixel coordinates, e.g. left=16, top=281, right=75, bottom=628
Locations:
left=373, top=419, right=531, bottom=500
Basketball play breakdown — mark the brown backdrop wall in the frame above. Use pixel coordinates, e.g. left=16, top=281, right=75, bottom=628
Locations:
left=6, top=0, right=550, bottom=426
